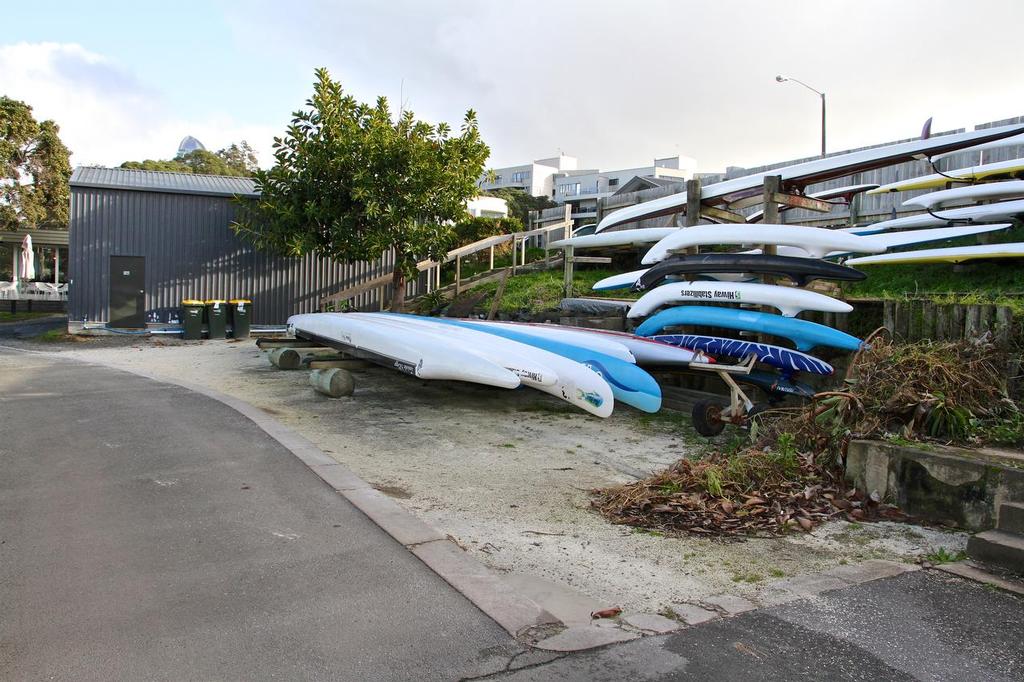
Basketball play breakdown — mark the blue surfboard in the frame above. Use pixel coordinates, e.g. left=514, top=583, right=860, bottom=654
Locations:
left=634, top=306, right=863, bottom=353
left=388, top=314, right=663, bottom=413
left=652, top=334, right=834, bottom=376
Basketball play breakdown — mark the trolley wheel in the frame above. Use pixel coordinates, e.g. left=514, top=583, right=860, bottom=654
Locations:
left=692, top=399, right=727, bottom=437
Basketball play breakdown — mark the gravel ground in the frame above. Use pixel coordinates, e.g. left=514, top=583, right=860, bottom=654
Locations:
left=8, top=335, right=969, bottom=613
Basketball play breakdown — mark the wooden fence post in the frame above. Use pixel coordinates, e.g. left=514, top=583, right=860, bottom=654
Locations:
left=563, top=245, right=574, bottom=299
left=455, top=255, right=462, bottom=295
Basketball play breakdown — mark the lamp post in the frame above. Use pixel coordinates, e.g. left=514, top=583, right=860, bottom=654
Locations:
left=776, top=75, right=826, bottom=156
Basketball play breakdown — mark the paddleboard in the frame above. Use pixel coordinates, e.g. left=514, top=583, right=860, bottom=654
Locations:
left=389, top=315, right=663, bottom=413
left=746, top=183, right=879, bottom=223
left=642, top=224, right=886, bottom=264
left=514, top=324, right=708, bottom=366
left=868, top=157, right=1024, bottom=194
left=653, top=334, right=834, bottom=376
left=288, top=313, right=520, bottom=389
left=846, top=242, right=1024, bottom=266
left=592, top=254, right=866, bottom=292
left=596, top=123, right=1024, bottom=232
left=627, top=281, right=852, bottom=319
left=362, top=314, right=615, bottom=417
left=931, top=132, right=1024, bottom=162
left=771, top=223, right=1014, bottom=258
left=903, top=180, right=1024, bottom=210
left=547, top=228, right=678, bottom=250
left=849, top=201, right=1024, bottom=232
left=634, top=306, right=864, bottom=352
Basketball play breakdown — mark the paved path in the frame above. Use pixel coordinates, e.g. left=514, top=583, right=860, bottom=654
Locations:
left=0, top=350, right=526, bottom=681
left=494, top=570, right=1024, bottom=681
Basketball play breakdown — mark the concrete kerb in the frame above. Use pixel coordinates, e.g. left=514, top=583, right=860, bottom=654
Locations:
left=0, top=345, right=593, bottom=648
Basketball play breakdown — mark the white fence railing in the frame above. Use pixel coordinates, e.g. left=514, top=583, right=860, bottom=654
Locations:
left=0, top=281, right=69, bottom=301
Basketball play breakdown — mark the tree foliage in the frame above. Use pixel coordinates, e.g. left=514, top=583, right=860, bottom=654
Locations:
left=481, top=187, right=556, bottom=227
left=0, top=96, right=72, bottom=230
left=121, top=141, right=259, bottom=176
left=452, top=215, right=522, bottom=246
left=234, top=68, right=489, bottom=310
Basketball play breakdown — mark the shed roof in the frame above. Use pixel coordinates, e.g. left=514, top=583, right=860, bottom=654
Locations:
left=70, top=166, right=259, bottom=198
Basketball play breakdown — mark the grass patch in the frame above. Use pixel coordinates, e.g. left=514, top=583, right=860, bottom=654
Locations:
left=0, top=311, right=58, bottom=323
left=34, top=327, right=73, bottom=343
left=451, top=269, right=641, bottom=315
left=842, top=224, right=1024, bottom=314
left=923, top=547, right=967, bottom=564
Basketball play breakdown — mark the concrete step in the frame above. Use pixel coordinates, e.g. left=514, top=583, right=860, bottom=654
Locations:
left=997, top=502, right=1024, bottom=535
left=967, top=530, right=1024, bottom=574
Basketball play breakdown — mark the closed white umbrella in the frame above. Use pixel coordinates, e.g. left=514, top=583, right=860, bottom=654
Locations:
left=20, top=234, right=35, bottom=281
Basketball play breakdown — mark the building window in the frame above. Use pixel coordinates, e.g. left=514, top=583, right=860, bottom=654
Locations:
left=608, top=178, right=619, bottom=187
left=511, top=171, right=529, bottom=183
left=557, top=182, right=580, bottom=196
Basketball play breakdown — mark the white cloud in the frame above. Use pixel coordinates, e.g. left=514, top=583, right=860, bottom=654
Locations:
left=0, top=42, right=276, bottom=168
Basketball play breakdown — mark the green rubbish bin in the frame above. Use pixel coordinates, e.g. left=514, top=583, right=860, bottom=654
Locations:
left=205, top=299, right=228, bottom=339
left=181, top=299, right=205, bottom=340
left=229, top=299, right=251, bottom=339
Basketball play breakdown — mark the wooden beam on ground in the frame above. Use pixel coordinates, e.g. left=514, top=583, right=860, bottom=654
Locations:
left=572, top=256, right=613, bottom=264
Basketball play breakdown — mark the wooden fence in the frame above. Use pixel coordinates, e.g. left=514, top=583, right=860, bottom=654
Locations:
left=319, top=205, right=573, bottom=311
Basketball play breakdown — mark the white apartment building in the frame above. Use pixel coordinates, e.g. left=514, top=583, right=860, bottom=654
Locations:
left=477, top=154, right=579, bottom=198
left=552, top=156, right=696, bottom=223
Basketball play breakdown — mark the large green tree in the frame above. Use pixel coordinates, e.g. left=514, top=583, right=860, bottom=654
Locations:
left=121, top=140, right=259, bottom=176
left=0, top=96, right=72, bottom=230
left=234, top=68, right=489, bottom=310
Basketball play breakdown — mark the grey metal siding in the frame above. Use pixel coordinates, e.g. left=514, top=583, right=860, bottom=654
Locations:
left=69, top=186, right=404, bottom=325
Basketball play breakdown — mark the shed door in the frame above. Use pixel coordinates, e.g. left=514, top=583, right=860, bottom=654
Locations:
left=109, top=256, right=146, bottom=328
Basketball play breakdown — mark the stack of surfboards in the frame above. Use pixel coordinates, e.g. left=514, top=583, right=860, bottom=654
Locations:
left=846, top=160, right=1024, bottom=267
left=287, top=312, right=715, bottom=417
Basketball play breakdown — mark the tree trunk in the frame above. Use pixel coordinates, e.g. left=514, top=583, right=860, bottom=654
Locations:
left=389, top=263, right=407, bottom=312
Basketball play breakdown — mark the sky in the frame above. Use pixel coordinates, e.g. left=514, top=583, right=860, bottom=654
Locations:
left=2, top=0, right=1023, bottom=174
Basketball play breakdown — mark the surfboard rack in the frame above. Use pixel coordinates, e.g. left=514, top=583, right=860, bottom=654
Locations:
left=686, top=355, right=758, bottom=436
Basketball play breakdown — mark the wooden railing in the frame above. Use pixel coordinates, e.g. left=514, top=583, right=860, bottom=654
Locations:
left=318, top=205, right=574, bottom=311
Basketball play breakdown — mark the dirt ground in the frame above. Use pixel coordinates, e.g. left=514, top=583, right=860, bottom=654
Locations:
left=12, top=335, right=968, bottom=613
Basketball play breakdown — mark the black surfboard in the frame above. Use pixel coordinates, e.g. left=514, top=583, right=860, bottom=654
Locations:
left=635, top=253, right=866, bottom=290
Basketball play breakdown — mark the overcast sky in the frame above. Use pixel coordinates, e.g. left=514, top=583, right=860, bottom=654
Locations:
left=2, top=0, right=1023, bottom=174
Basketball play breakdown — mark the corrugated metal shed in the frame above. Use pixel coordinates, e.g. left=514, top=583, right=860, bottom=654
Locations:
left=68, top=167, right=406, bottom=327
left=70, top=166, right=259, bottom=198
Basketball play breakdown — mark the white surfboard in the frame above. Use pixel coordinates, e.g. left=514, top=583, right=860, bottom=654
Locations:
left=465, top=320, right=636, bottom=363
left=848, top=200, right=1024, bottom=232
left=515, top=325, right=707, bottom=366
left=903, top=181, right=1024, bottom=210
left=361, top=314, right=615, bottom=417
left=846, top=243, right=1024, bottom=266
left=625, top=281, right=852, bottom=319
left=547, top=227, right=678, bottom=250
left=642, top=224, right=886, bottom=264
left=593, top=269, right=649, bottom=291
left=288, top=313, right=520, bottom=389
left=931, top=132, right=1024, bottom=162
left=770, top=224, right=1013, bottom=258
left=868, top=157, right=1024, bottom=194
left=596, top=123, right=1024, bottom=232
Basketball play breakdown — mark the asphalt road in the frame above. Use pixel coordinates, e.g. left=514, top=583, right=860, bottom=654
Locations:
left=496, top=570, right=1024, bottom=681
left=0, top=349, right=525, bottom=681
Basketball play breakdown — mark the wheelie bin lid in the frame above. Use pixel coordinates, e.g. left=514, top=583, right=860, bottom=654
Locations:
left=229, top=299, right=251, bottom=304
left=205, top=299, right=228, bottom=304
left=181, top=299, right=205, bottom=306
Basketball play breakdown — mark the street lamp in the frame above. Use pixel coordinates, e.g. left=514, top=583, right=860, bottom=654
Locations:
left=776, top=74, right=826, bottom=156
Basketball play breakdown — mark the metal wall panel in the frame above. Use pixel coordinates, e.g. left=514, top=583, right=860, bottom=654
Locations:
left=69, top=187, right=406, bottom=325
